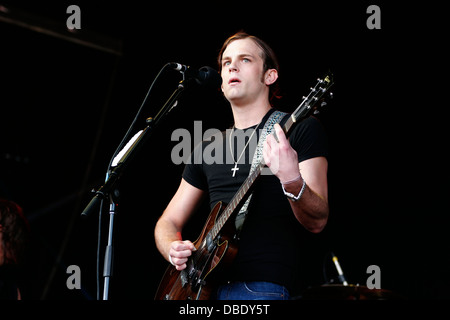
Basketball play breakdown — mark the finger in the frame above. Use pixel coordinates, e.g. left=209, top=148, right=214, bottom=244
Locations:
left=272, top=129, right=279, bottom=143
left=169, top=252, right=188, bottom=270
left=170, top=247, right=193, bottom=259
left=265, top=131, right=278, bottom=150
left=172, top=240, right=194, bottom=251
left=175, top=263, right=187, bottom=271
left=273, top=123, right=288, bottom=145
left=263, top=139, right=271, bottom=167
left=172, top=257, right=188, bottom=266
left=183, top=240, right=196, bottom=251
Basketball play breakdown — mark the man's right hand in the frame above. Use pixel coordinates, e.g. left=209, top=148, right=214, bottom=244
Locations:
left=168, top=240, right=196, bottom=271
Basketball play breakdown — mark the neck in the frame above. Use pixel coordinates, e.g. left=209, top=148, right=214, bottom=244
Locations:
left=230, top=102, right=272, bottom=129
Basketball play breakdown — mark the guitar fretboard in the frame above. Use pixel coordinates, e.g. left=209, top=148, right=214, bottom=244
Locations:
left=210, top=162, right=263, bottom=240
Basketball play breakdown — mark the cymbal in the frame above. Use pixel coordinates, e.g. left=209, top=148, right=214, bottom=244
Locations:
left=300, top=284, right=405, bottom=300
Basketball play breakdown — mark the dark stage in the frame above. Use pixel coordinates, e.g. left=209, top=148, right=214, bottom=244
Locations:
left=1, top=0, right=448, bottom=308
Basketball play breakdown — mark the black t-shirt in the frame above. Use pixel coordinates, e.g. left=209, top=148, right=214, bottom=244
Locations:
left=182, top=109, right=329, bottom=292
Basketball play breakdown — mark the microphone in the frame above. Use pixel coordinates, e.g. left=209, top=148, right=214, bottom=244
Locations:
left=169, top=62, right=188, bottom=72
left=331, top=252, right=349, bottom=286
left=168, top=62, right=222, bottom=88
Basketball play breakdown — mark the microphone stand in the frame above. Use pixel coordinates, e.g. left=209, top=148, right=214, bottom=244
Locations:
left=81, top=76, right=193, bottom=300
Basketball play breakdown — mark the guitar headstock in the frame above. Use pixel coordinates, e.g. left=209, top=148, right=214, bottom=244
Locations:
left=292, top=71, right=334, bottom=122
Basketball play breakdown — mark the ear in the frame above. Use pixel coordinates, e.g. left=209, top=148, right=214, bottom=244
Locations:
left=264, top=69, right=278, bottom=86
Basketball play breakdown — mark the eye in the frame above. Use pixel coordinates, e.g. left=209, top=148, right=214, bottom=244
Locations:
left=242, top=58, right=250, bottom=63
left=223, top=60, right=231, bottom=67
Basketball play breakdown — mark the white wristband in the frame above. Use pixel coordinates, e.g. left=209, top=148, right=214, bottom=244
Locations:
left=280, top=174, right=302, bottom=185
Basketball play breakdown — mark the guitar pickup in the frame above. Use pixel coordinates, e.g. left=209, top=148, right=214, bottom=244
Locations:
left=205, top=233, right=215, bottom=252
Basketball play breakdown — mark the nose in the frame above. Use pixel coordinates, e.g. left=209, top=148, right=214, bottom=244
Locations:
left=228, top=61, right=238, bottom=73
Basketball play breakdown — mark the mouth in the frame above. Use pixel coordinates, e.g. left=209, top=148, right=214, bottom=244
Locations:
left=228, top=77, right=241, bottom=85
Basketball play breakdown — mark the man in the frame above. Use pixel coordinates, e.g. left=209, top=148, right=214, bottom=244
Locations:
left=154, top=32, right=329, bottom=300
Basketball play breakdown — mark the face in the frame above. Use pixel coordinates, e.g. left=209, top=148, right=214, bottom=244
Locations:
left=220, top=38, right=277, bottom=106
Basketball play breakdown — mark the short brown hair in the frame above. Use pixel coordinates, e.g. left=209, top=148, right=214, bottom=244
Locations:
left=217, top=32, right=281, bottom=103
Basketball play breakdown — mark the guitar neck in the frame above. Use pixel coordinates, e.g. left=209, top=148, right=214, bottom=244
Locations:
left=210, top=162, right=263, bottom=239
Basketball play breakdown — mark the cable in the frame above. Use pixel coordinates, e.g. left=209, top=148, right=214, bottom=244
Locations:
left=106, top=63, right=172, bottom=175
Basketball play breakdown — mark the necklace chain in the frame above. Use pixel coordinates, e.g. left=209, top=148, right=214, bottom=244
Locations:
left=229, top=123, right=261, bottom=177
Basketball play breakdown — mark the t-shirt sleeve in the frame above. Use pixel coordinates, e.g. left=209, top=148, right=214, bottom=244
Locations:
left=288, top=115, right=329, bottom=162
left=182, top=141, right=208, bottom=190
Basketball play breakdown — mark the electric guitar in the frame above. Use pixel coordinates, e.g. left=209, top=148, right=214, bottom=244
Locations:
left=154, top=72, right=334, bottom=300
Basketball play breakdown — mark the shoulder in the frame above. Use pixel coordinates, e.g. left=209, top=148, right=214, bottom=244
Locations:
left=288, top=115, right=329, bottom=161
left=289, top=115, right=327, bottom=139
left=294, top=114, right=325, bottom=132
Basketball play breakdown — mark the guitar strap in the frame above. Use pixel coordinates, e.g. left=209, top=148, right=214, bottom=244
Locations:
left=235, top=110, right=288, bottom=232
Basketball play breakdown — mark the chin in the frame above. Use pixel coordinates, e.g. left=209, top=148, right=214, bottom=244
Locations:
left=225, top=91, right=245, bottom=103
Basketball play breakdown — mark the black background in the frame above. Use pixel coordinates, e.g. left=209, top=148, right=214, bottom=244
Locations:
left=1, top=0, right=448, bottom=306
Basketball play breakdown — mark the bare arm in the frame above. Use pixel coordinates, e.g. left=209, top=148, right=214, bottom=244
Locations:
left=284, top=157, right=329, bottom=232
left=154, top=178, right=205, bottom=270
left=263, top=123, right=329, bottom=233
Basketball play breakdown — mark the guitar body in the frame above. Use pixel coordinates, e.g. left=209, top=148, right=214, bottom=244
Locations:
left=154, top=201, right=239, bottom=300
